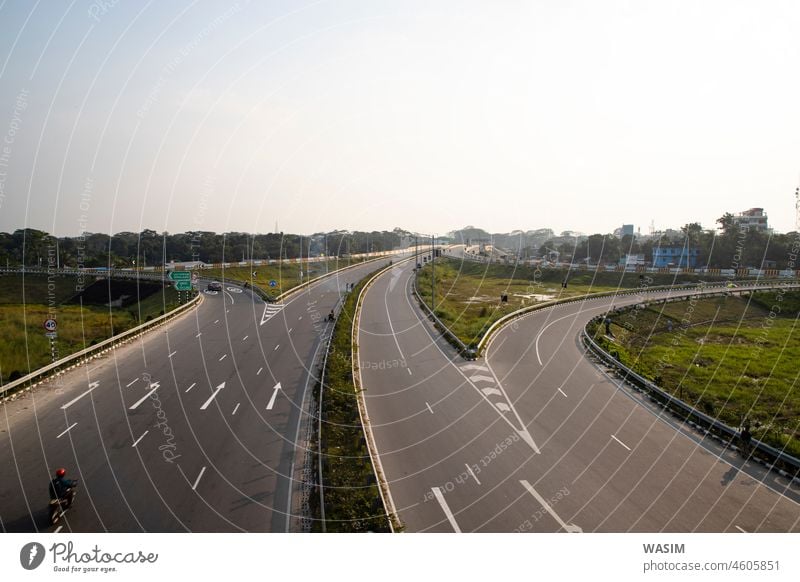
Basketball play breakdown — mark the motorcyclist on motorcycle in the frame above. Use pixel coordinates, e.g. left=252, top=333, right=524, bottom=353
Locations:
left=49, top=468, right=76, bottom=503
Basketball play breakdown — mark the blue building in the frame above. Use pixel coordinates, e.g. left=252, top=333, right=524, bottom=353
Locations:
left=652, top=246, right=699, bottom=268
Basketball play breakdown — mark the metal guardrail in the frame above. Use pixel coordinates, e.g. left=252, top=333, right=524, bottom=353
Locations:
left=0, top=267, right=166, bottom=281
left=581, top=293, right=800, bottom=481
left=0, top=293, right=202, bottom=398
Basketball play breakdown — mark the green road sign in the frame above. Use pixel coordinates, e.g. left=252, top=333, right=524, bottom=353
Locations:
left=175, top=281, right=192, bottom=291
left=169, top=271, right=192, bottom=281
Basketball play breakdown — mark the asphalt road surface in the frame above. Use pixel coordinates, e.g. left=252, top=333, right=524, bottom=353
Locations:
left=358, top=259, right=800, bottom=532
left=0, top=257, right=398, bottom=532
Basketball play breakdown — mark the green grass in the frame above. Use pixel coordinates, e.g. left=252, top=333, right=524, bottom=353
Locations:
left=313, top=267, right=390, bottom=532
left=415, top=258, right=729, bottom=349
left=202, top=257, right=367, bottom=300
left=0, top=274, right=184, bottom=383
left=592, top=290, right=800, bottom=457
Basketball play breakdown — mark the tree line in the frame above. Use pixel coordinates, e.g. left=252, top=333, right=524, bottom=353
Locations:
left=0, top=228, right=409, bottom=268
left=536, top=215, right=798, bottom=269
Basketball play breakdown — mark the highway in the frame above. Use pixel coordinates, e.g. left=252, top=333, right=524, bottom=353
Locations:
left=357, top=258, right=800, bottom=532
left=0, top=257, right=397, bottom=532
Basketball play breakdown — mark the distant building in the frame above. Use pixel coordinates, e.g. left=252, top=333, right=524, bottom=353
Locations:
left=732, top=208, right=769, bottom=232
left=613, top=224, right=635, bottom=238
left=619, top=254, right=646, bottom=268
left=652, top=246, right=699, bottom=268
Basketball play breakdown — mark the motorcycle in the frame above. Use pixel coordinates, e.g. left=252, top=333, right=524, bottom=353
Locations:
left=49, top=481, right=78, bottom=525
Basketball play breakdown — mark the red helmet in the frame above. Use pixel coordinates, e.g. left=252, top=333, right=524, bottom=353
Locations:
left=55, top=468, right=66, bottom=478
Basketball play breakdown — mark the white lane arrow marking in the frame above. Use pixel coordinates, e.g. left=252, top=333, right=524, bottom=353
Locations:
left=520, top=480, right=582, bottom=533
left=481, top=387, right=502, bottom=397
left=495, top=403, right=511, bottom=412
left=129, top=382, right=160, bottom=410
left=60, top=381, right=100, bottom=410
left=469, top=374, right=495, bottom=383
left=266, top=382, right=282, bottom=410
left=200, top=382, right=226, bottom=410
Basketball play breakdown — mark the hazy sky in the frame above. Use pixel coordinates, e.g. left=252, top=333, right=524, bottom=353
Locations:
left=1, top=0, right=799, bottom=237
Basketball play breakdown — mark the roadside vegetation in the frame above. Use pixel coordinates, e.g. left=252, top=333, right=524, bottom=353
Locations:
left=590, top=289, right=800, bottom=457
left=312, top=267, right=391, bottom=532
left=0, top=273, right=183, bottom=383
left=415, top=257, right=730, bottom=349
left=202, top=257, right=367, bottom=300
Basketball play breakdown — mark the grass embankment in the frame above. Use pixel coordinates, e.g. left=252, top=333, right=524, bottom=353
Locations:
left=590, top=289, right=800, bottom=457
left=0, top=274, right=184, bottom=383
left=313, top=267, right=390, bottom=532
left=202, top=257, right=367, bottom=301
left=416, top=258, right=728, bottom=349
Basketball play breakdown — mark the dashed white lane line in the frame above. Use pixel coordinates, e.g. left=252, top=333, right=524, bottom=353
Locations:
left=520, top=480, right=582, bottom=533
left=431, top=487, right=462, bottom=533
left=129, top=383, right=160, bottom=410
left=196, top=332, right=202, bottom=338
left=54, top=525, right=63, bottom=533
left=168, top=351, right=177, bottom=358
left=425, top=402, right=434, bottom=414
left=60, top=381, right=99, bottom=410
left=407, top=368, right=412, bottom=375
left=273, top=344, right=280, bottom=351
left=288, top=328, right=293, bottom=333
left=465, top=463, right=481, bottom=485
left=257, top=367, right=263, bottom=376
left=218, top=354, right=227, bottom=361
left=125, top=378, right=139, bottom=388
left=232, top=403, right=240, bottom=416
left=57, top=423, right=78, bottom=439
left=557, top=387, right=568, bottom=398
left=191, top=467, right=206, bottom=491
left=611, top=434, right=631, bottom=451
left=735, top=525, right=747, bottom=533
left=242, top=335, right=248, bottom=341
left=200, top=382, right=227, bottom=410
left=214, top=319, right=219, bottom=324
left=185, top=383, right=196, bottom=393
left=132, top=431, right=149, bottom=447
